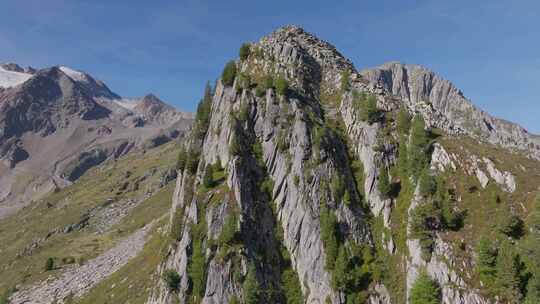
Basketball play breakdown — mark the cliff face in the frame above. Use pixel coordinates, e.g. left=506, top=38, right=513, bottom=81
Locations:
left=361, top=62, right=540, bottom=159
left=149, top=26, right=539, bottom=304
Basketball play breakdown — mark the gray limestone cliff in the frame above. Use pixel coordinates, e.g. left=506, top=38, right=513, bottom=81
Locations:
left=148, top=26, right=537, bottom=304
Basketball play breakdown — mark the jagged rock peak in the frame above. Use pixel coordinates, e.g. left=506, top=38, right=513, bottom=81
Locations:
left=1, top=62, right=36, bottom=74
left=261, top=25, right=355, bottom=73
left=362, top=61, right=540, bottom=158
left=135, top=93, right=176, bottom=115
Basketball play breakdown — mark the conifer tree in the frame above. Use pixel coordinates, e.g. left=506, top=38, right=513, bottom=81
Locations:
left=408, top=115, right=429, bottom=180
left=243, top=263, right=261, bottom=304
left=409, top=270, right=441, bottom=304
left=495, top=241, right=522, bottom=303
left=377, top=168, right=392, bottom=198
left=476, top=237, right=497, bottom=288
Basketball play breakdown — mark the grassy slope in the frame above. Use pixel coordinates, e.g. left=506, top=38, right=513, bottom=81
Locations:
left=438, top=136, right=540, bottom=291
left=77, top=217, right=169, bottom=304
left=0, top=142, right=179, bottom=296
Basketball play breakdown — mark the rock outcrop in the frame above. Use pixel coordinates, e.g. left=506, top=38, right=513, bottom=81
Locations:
left=149, top=25, right=499, bottom=304
left=361, top=62, right=540, bottom=159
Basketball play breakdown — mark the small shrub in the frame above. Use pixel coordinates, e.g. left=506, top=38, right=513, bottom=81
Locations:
left=410, top=202, right=441, bottom=261
left=218, top=212, right=239, bottom=247
left=176, top=148, right=187, bottom=171
left=186, top=150, right=200, bottom=175
left=409, top=270, right=441, bottom=304
left=255, top=83, right=266, bottom=97
left=331, top=175, right=345, bottom=203
left=239, top=43, right=251, bottom=61
left=170, top=207, right=185, bottom=241
left=221, top=61, right=237, bottom=87
left=364, top=95, right=380, bottom=124
left=229, top=134, right=242, bottom=156
left=340, top=70, right=351, bottom=92
left=263, top=75, right=274, bottom=90
left=163, top=269, right=181, bottom=291
left=243, top=264, right=261, bottom=304
left=282, top=268, right=304, bottom=304
left=203, top=165, right=215, bottom=188
left=293, top=175, right=300, bottom=186
left=377, top=169, right=392, bottom=199
left=320, top=206, right=339, bottom=270
left=236, top=73, right=251, bottom=91
left=194, top=82, right=213, bottom=138
left=419, top=169, right=437, bottom=197
left=45, top=257, right=54, bottom=271
left=274, top=76, right=289, bottom=96
left=475, top=237, right=497, bottom=288
left=397, top=107, right=411, bottom=134
left=496, top=213, right=524, bottom=238
left=237, top=102, right=250, bottom=122
left=495, top=241, right=523, bottom=302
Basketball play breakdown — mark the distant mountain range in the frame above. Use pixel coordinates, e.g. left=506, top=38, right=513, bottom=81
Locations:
left=0, top=63, right=193, bottom=218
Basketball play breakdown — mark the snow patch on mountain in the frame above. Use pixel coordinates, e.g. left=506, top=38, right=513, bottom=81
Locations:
left=0, top=66, right=32, bottom=88
left=59, top=66, right=88, bottom=82
left=112, top=98, right=139, bottom=111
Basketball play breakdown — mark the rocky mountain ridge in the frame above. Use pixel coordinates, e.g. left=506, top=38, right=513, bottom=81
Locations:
left=149, top=25, right=540, bottom=304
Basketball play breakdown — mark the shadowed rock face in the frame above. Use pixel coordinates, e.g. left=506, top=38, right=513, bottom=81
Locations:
left=0, top=65, right=193, bottom=218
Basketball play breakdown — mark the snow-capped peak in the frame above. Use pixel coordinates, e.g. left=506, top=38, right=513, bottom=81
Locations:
left=0, top=65, right=33, bottom=88
left=59, top=66, right=88, bottom=83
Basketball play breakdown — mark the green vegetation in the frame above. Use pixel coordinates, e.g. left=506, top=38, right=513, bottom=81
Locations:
left=222, top=60, right=237, bottom=87
left=163, top=269, right=181, bottom=291
left=194, top=82, right=213, bottom=138
left=236, top=72, right=251, bottom=91
left=187, top=203, right=208, bottom=303
left=410, top=201, right=439, bottom=260
left=217, top=211, right=239, bottom=259
left=409, top=270, right=441, bottom=304
left=330, top=174, right=345, bottom=203
left=170, top=206, right=185, bottom=241
left=418, top=169, right=437, bottom=197
left=360, top=94, right=382, bottom=124
left=411, top=174, right=464, bottom=260
left=186, top=150, right=200, bottom=175
left=78, top=222, right=169, bottom=304
left=472, top=193, right=536, bottom=302
left=229, top=134, right=242, bottom=156
left=377, top=168, right=392, bottom=199
left=496, top=212, right=523, bottom=239
left=408, top=115, right=430, bottom=180
left=340, top=70, right=350, bottom=92
left=320, top=205, right=339, bottom=270
left=45, top=257, right=54, bottom=271
left=396, top=107, right=411, bottom=135
left=239, top=43, right=251, bottom=61
left=243, top=263, right=261, bottom=304
left=476, top=237, right=497, bottom=288
left=494, top=241, right=523, bottom=302
left=275, top=76, right=289, bottom=96
left=203, top=165, right=214, bottom=188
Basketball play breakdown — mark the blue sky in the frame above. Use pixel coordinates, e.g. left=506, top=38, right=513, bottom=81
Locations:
left=1, top=0, right=539, bottom=132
